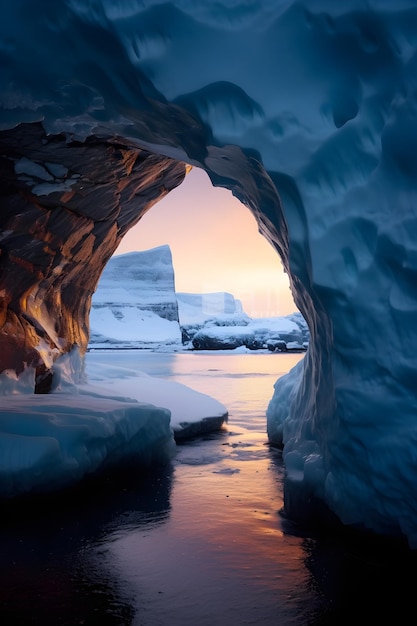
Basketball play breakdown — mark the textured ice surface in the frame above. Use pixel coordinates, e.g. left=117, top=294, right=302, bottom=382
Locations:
left=1, top=0, right=417, bottom=545
left=90, top=246, right=183, bottom=347
left=0, top=348, right=227, bottom=497
left=0, top=392, right=174, bottom=498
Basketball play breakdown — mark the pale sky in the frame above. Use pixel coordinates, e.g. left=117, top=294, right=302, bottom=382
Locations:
left=114, top=167, right=297, bottom=317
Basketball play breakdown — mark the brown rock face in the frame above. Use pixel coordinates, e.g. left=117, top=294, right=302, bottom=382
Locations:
left=0, top=123, right=187, bottom=392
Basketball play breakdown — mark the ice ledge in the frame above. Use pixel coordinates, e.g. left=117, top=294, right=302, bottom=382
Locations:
left=0, top=393, right=175, bottom=499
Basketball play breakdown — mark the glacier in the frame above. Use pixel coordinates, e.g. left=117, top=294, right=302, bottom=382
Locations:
left=0, top=0, right=417, bottom=546
left=89, top=244, right=308, bottom=351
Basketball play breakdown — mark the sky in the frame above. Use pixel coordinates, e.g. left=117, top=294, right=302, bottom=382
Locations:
left=114, top=167, right=297, bottom=317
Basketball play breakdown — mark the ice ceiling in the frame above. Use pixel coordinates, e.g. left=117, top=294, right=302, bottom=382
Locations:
left=1, top=0, right=417, bottom=545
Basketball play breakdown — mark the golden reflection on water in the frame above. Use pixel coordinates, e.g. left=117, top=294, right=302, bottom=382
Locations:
left=100, top=353, right=320, bottom=624
left=4, top=351, right=415, bottom=626
left=170, top=445, right=300, bottom=581
left=168, top=351, right=303, bottom=425
left=106, top=435, right=316, bottom=625
left=80, top=352, right=417, bottom=626
left=68, top=350, right=322, bottom=625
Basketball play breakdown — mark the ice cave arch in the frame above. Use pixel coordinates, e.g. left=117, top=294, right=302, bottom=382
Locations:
left=1, top=0, right=417, bottom=547
left=1, top=122, right=306, bottom=385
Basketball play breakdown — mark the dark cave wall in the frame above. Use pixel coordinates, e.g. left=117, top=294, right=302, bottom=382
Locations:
left=0, top=122, right=187, bottom=390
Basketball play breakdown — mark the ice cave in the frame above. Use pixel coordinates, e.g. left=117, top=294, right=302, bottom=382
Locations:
left=1, top=0, right=417, bottom=547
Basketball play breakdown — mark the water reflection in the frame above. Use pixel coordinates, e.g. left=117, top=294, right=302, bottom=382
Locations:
left=0, top=464, right=174, bottom=625
left=3, top=351, right=412, bottom=626
left=97, top=425, right=326, bottom=625
left=268, top=444, right=417, bottom=625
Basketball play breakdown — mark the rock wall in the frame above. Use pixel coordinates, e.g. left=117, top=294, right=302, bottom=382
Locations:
left=0, top=123, right=186, bottom=390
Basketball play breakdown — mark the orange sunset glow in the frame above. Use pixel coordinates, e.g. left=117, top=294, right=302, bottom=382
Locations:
left=115, top=167, right=297, bottom=317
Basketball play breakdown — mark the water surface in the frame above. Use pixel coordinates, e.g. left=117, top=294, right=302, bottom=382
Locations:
left=1, top=351, right=415, bottom=625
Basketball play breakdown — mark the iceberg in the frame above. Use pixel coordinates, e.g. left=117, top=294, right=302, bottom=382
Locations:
left=90, top=245, right=183, bottom=348
left=89, top=245, right=306, bottom=351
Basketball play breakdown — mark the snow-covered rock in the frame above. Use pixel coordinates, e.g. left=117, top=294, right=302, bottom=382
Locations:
left=191, top=316, right=307, bottom=351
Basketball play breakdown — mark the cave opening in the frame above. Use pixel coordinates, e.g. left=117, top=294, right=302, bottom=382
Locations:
left=112, top=166, right=297, bottom=320
left=0, top=123, right=301, bottom=393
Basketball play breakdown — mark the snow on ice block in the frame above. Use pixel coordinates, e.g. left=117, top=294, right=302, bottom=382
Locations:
left=0, top=393, right=175, bottom=498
